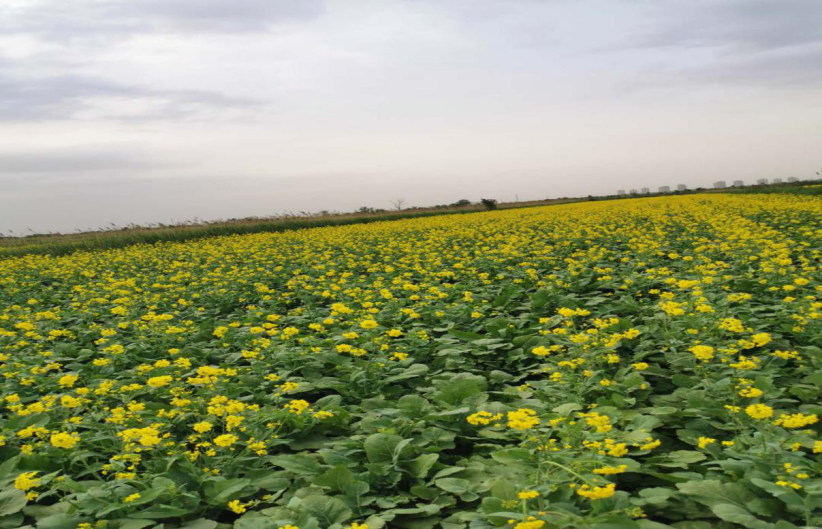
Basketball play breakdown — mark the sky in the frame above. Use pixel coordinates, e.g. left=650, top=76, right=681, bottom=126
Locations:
left=1, top=0, right=821, bottom=234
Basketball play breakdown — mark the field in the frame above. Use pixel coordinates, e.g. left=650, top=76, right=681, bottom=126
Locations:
left=0, top=194, right=820, bottom=529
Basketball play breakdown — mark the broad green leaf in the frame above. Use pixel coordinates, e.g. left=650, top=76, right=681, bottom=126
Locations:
left=300, top=494, right=353, bottom=525
left=0, top=490, right=27, bottom=516
left=364, top=433, right=404, bottom=464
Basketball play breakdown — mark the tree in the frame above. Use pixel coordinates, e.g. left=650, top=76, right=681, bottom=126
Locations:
left=389, top=198, right=406, bottom=211
left=480, top=198, right=498, bottom=210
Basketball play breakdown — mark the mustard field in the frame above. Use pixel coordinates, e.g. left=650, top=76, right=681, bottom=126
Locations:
left=0, top=194, right=820, bottom=529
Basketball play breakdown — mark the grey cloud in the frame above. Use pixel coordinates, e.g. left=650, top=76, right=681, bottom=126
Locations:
left=0, top=70, right=260, bottom=121
left=0, top=0, right=324, bottom=40
left=638, top=0, right=822, bottom=52
left=0, top=150, right=158, bottom=175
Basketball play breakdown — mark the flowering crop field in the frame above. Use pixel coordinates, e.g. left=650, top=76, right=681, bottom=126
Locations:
left=0, top=194, right=820, bottom=529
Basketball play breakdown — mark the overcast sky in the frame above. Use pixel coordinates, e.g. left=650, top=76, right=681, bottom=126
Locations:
left=1, top=0, right=821, bottom=234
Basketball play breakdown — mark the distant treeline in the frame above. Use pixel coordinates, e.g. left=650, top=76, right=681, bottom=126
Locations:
left=1, top=180, right=819, bottom=258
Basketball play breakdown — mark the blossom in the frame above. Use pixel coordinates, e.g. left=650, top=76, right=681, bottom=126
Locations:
left=576, top=483, right=616, bottom=499
left=774, top=413, right=818, bottom=429
left=507, top=408, right=540, bottom=430
left=467, top=411, right=502, bottom=426
left=50, top=431, right=80, bottom=449
left=228, top=500, right=248, bottom=514
left=745, top=404, right=774, bottom=420
left=214, top=434, right=238, bottom=447
left=14, top=471, right=40, bottom=491
left=193, top=422, right=213, bottom=433
left=688, top=345, right=714, bottom=362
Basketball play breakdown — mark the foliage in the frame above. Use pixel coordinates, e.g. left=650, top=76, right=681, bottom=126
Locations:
left=0, top=194, right=820, bottom=529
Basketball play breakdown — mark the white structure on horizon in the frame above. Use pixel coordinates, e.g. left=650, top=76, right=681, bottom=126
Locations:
left=772, top=177, right=783, bottom=184
left=713, top=181, right=726, bottom=189
left=641, top=187, right=650, bottom=194
left=677, top=184, right=687, bottom=191
left=658, top=185, right=670, bottom=192
left=787, top=177, right=799, bottom=183
left=757, top=178, right=769, bottom=185
left=733, top=180, right=744, bottom=187
left=617, top=189, right=626, bottom=196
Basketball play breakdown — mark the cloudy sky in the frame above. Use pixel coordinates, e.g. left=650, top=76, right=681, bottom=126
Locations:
left=1, top=0, right=821, bottom=234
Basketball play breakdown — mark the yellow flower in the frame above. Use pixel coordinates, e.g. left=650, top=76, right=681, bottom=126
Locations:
left=518, top=490, right=539, bottom=499
left=14, top=471, right=40, bottom=491
left=58, top=373, right=78, bottom=388
left=688, top=345, right=714, bottom=362
left=507, top=408, right=540, bottom=430
left=697, top=437, right=716, bottom=449
left=467, top=411, right=502, bottom=426
left=576, top=483, right=616, bottom=499
left=228, top=499, right=248, bottom=514
left=738, top=387, right=763, bottom=398
left=284, top=400, right=310, bottom=414
left=214, top=434, right=238, bottom=447
left=745, top=404, right=774, bottom=420
left=147, top=375, right=173, bottom=388
left=774, top=413, right=818, bottom=429
left=193, top=422, right=213, bottom=433
left=60, top=395, right=82, bottom=408
left=124, top=493, right=141, bottom=503
left=632, top=362, right=649, bottom=370
left=751, top=333, right=771, bottom=347
left=593, top=465, right=628, bottom=475
left=50, top=431, right=80, bottom=449
left=514, top=520, right=545, bottom=529
left=359, top=319, right=378, bottom=329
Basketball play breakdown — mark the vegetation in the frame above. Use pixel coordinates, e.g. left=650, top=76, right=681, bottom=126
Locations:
left=0, top=194, right=819, bottom=528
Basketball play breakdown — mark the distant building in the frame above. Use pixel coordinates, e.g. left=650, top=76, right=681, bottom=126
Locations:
left=677, top=184, right=687, bottom=191
left=617, top=189, right=626, bottom=196
left=787, top=177, right=799, bottom=183
left=757, top=178, right=769, bottom=185
left=713, top=181, right=726, bottom=189
left=658, top=186, right=670, bottom=193
left=772, top=178, right=783, bottom=184
left=629, top=188, right=638, bottom=194
left=641, top=187, right=650, bottom=194
left=733, top=180, right=744, bottom=187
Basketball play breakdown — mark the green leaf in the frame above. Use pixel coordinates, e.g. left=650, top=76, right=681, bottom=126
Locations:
left=204, top=478, right=253, bottom=505
left=677, top=480, right=757, bottom=509
left=433, top=374, right=487, bottom=405
left=447, top=329, right=483, bottom=341
left=435, top=478, right=471, bottom=494
left=108, top=520, right=155, bottom=529
left=300, top=495, right=353, bottom=525
left=384, top=364, right=429, bottom=383
left=710, top=504, right=771, bottom=529
left=0, top=490, right=27, bottom=516
left=0, top=514, right=24, bottom=529
left=180, top=519, right=219, bottom=529
left=408, top=454, right=439, bottom=479
left=658, top=451, right=706, bottom=468
left=266, top=455, right=322, bottom=475
left=130, top=505, right=193, bottom=519
left=34, top=514, right=89, bottom=529
left=364, top=433, right=404, bottom=464
left=314, top=465, right=353, bottom=492
left=552, top=403, right=582, bottom=416
left=490, top=448, right=532, bottom=465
